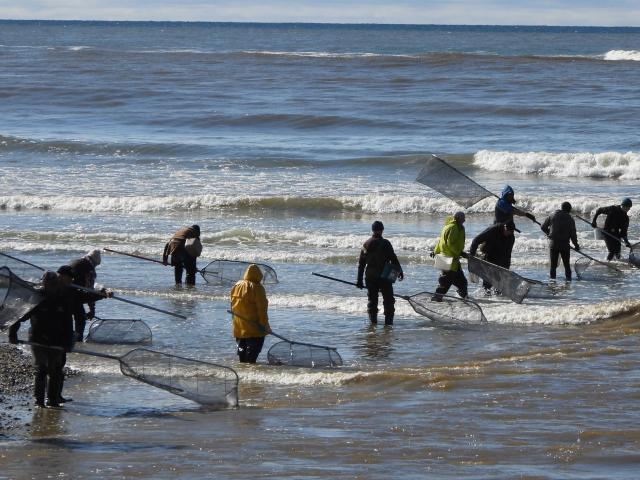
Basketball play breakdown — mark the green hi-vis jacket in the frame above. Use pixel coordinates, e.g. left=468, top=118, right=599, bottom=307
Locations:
left=434, top=216, right=466, bottom=271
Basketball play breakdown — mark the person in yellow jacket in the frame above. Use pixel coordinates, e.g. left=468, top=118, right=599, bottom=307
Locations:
left=432, top=211, right=468, bottom=301
left=230, top=264, right=272, bottom=363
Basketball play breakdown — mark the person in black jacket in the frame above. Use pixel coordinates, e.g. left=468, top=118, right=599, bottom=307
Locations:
left=469, top=221, right=516, bottom=292
left=9, top=268, right=110, bottom=407
left=69, top=249, right=101, bottom=341
left=591, top=198, right=633, bottom=261
left=162, top=225, right=201, bottom=285
left=357, top=221, right=403, bottom=326
left=541, top=202, right=580, bottom=281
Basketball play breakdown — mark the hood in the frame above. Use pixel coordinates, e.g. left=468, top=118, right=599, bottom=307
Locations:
left=501, top=185, right=514, bottom=199
left=444, top=215, right=457, bottom=226
left=243, top=264, right=263, bottom=283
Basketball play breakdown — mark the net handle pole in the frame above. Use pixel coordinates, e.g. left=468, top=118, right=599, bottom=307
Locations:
left=72, top=347, right=120, bottom=360
left=0, top=251, right=45, bottom=271
left=17, top=338, right=119, bottom=360
left=16, top=339, right=65, bottom=352
left=311, top=272, right=358, bottom=287
left=105, top=248, right=206, bottom=274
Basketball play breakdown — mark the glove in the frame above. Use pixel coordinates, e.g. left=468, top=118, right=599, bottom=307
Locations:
left=460, top=251, right=469, bottom=259
left=8, top=333, right=18, bottom=344
left=397, top=272, right=404, bottom=281
left=525, top=212, right=536, bottom=221
left=429, top=251, right=436, bottom=258
left=591, top=221, right=597, bottom=228
left=574, top=245, right=580, bottom=251
left=625, top=241, right=632, bottom=248
left=100, top=288, right=114, bottom=298
left=356, top=281, right=364, bottom=290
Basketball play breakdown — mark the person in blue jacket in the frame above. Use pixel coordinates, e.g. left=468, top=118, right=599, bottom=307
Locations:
left=495, top=185, right=536, bottom=227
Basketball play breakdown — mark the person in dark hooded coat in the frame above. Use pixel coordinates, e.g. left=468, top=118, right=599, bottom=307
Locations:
left=68, top=249, right=101, bottom=341
left=541, top=202, right=580, bottom=281
left=469, top=221, right=516, bottom=292
left=495, top=185, right=536, bottom=227
left=162, top=225, right=202, bottom=285
left=591, top=198, right=633, bottom=261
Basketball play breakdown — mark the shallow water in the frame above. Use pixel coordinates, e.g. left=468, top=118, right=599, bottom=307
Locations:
left=2, top=21, right=640, bottom=478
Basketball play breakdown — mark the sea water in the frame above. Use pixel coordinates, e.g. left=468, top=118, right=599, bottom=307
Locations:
left=1, top=21, right=640, bottom=478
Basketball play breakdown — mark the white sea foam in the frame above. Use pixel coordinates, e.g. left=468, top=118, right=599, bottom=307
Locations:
left=603, top=50, right=640, bottom=61
left=474, top=150, right=640, bottom=179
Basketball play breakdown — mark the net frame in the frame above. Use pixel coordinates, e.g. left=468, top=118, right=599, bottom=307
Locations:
left=398, top=292, right=487, bottom=326
left=201, top=260, right=278, bottom=286
left=85, top=318, right=153, bottom=345
left=74, top=347, right=239, bottom=408
left=467, top=255, right=536, bottom=304
left=267, top=337, right=343, bottom=368
left=0, top=267, right=43, bottom=331
left=574, top=256, right=623, bottom=281
left=415, top=154, right=494, bottom=208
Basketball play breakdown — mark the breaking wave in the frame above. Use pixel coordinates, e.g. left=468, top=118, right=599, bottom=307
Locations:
left=603, top=50, right=640, bottom=61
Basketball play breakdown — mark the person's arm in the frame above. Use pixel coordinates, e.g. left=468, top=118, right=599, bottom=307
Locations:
left=469, top=226, right=492, bottom=256
left=513, top=207, right=536, bottom=222
left=540, top=216, right=551, bottom=236
left=386, top=241, right=403, bottom=280
left=356, top=241, right=368, bottom=288
left=622, top=216, right=631, bottom=246
left=570, top=218, right=579, bottom=250
left=591, top=206, right=609, bottom=227
left=254, top=285, right=271, bottom=334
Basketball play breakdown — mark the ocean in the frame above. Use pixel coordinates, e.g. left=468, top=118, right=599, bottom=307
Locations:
left=2, top=20, right=640, bottom=478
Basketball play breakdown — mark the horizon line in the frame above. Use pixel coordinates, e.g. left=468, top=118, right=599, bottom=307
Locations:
left=0, top=19, right=639, bottom=29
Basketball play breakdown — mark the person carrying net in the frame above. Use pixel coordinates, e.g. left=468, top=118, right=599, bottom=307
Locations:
left=68, top=249, right=101, bottom=342
left=469, top=221, right=516, bottom=295
left=591, top=198, right=633, bottom=261
left=356, top=221, right=404, bottom=326
left=541, top=202, right=580, bottom=281
left=162, top=225, right=202, bottom=285
left=230, top=264, right=272, bottom=363
left=494, top=185, right=536, bottom=227
left=431, top=212, right=468, bottom=302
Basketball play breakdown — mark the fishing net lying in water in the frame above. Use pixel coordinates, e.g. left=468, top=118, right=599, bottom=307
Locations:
left=201, top=260, right=278, bottom=286
left=0, top=267, right=43, bottom=330
left=75, top=347, right=239, bottom=408
left=85, top=318, right=153, bottom=345
left=574, top=257, right=624, bottom=281
left=467, top=255, right=538, bottom=304
left=267, top=340, right=343, bottom=368
left=416, top=154, right=494, bottom=208
left=398, top=291, right=487, bottom=326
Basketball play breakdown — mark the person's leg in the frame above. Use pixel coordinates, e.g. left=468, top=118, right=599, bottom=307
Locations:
left=47, top=351, right=65, bottom=407
left=366, top=279, right=380, bottom=324
left=549, top=246, right=559, bottom=279
left=380, top=281, right=395, bottom=325
left=604, top=235, right=617, bottom=261
left=31, top=346, right=47, bottom=406
left=73, top=304, right=87, bottom=342
left=560, top=248, right=572, bottom=281
left=453, top=270, right=468, bottom=298
left=433, top=271, right=454, bottom=301
left=184, top=254, right=197, bottom=285
left=236, top=338, right=249, bottom=362
left=244, top=337, right=265, bottom=363
left=172, top=249, right=185, bottom=284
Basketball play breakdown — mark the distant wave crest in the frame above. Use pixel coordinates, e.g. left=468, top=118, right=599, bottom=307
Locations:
left=474, top=150, right=640, bottom=180
left=603, top=50, right=640, bottom=61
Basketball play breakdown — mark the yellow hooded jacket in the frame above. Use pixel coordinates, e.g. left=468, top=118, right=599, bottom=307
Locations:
left=230, top=264, right=270, bottom=338
left=433, top=216, right=466, bottom=271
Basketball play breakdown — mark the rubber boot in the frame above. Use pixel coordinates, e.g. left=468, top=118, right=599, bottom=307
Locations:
left=368, top=312, right=378, bottom=325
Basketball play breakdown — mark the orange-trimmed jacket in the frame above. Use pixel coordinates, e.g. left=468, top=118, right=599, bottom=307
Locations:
left=230, top=264, right=270, bottom=338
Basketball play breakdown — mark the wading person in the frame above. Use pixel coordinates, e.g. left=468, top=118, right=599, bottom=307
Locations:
left=230, top=264, right=271, bottom=363
left=356, top=221, right=404, bottom=326
left=432, top=212, right=468, bottom=301
left=541, top=202, right=580, bottom=281
left=162, top=225, right=202, bottom=285
left=9, top=269, right=110, bottom=407
left=68, top=249, right=101, bottom=342
left=591, top=198, right=633, bottom=261
left=495, top=185, right=536, bottom=227
left=469, top=221, right=516, bottom=294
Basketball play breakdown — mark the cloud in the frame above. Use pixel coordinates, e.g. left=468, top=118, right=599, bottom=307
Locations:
left=0, top=0, right=639, bottom=26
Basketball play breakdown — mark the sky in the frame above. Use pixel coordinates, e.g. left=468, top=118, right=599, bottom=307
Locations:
left=0, top=0, right=639, bottom=27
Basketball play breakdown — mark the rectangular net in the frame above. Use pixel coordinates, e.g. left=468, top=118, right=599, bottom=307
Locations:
left=0, top=267, right=43, bottom=330
left=467, top=255, right=535, bottom=304
left=86, top=318, right=153, bottom=345
left=117, top=348, right=239, bottom=408
left=201, top=260, right=278, bottom=286
left=267, top=340, right=343, bottom=368
left=415, top=154, right=494, bottom=208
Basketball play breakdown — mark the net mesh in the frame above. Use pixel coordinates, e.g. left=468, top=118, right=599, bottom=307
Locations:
left=267, top=340, right=343, bottom=368
left=201, top=260, right=278, bottom=286
left=403, top=292, right=487, bottom=325
left=0, top=253, right=44, bottom=284
left=86, top=318, right=153, bottom=345
left=574, top=257, right=622, bottom=281
left=117, top=348, right=239, bottom=408
left=0, top=267, right=43, bottom=330
left=467, top=255, right=535, bottom=304
left=415, top=155, right=494, bottom=208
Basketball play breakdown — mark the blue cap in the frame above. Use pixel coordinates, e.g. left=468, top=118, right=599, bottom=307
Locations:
left=622, top=197, right=632, bottom=207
